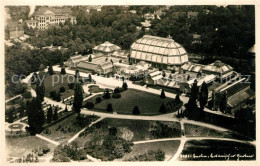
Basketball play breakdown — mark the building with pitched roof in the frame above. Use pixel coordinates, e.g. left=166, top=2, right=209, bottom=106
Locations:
left=65, top=55, right=90, bottom=68
left=130, top=35, right=189, bottom=69
left=212, top=79, right=255, bottom=114
left=93, top=41, right=121, bottom=56
left=76, top=56, right=119, bottom=74
left=202, top=60, right=233, bottom=80
left=27, top=7, right=76, bottom=30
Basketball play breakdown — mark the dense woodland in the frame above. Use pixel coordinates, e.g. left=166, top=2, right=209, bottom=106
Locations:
left=5, top=6, right=255, bottom=97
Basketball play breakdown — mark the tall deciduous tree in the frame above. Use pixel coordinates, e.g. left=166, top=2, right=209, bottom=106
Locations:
left=73, top=83, right=83, bottom=118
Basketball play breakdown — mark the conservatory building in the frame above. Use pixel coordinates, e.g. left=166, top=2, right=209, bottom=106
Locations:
left=130, top=35, right=189, bottom=69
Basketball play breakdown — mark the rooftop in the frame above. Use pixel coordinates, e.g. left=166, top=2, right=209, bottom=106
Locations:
left=93, top=41, right=121, bottom=53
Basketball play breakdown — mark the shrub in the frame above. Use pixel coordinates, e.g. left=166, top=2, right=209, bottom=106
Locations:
left=159, top=103, right=166, bottom=113
left=60, top=86, right=66, bottom=93
left=42, top=145, right=50, bottom=154
left=60, top=67, right=66, bottom=75
left=160, top=90, right=166, bottom=99
left=122, top=82, right=128, bottom=90
left=95, top=97, right=102, bottom=104
left=68, top=83, right=74, bottom=89
left=132, top=106, right=140, bottom=115
left=114, top=87, right=120, bottom=94
left=112, top=93, right=121, bottom=98
left=22, top=91, right=32, bottom=99
left=85, top=102, right=94, bottom=109
left=50, top=90, right=57, bottom=100
left=107, top=103, right=113, bottom=112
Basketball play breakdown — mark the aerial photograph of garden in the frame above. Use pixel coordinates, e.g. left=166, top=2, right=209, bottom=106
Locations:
left=4, top=4, right=256, bottom=163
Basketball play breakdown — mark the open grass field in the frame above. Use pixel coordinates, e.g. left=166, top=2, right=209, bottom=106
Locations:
left=120, top=141, right=181, bottom=161
left=41, top=113, right=99, bottom=143
left=184, top=123, right=252, bottom=140
left=180, top=140, right=256, bottom=161
left=85, top=89, right=173, bottom=115
left=31, top=73, right=76, bottom=99
left=6, top=136, right=56, bottom=158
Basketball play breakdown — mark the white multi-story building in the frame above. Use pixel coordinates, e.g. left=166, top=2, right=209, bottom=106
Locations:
left=26, top=7, right=76, bottom=30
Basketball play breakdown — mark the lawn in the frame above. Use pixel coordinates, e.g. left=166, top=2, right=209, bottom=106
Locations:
left=85, top=89, right=174, bottom=115
left=41, top=113, right=100, bottom=143
left=180, top=140, right=256, bottom=161
left=31, top=73, right=76, bottom=100
left=184, top=123, right=252, bottom=140
left=119, top=141, right=181, bottom=161
left=6, top=136, right=56, bottom=158
left=76, top=118, right=181, bottom=147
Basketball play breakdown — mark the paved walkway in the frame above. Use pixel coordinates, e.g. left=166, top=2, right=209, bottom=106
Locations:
left=5, top=95, right=22, bottom=103
left=67, top=117, right=104, bottom=143
left=35, top=134, right=60, bottom=146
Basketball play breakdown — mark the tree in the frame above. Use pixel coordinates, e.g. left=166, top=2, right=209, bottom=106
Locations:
left=7, top=107, right=14, bottom=123
left=106, top=103, right=113, bottom=112
left=39, top=64, right=45, bottom=71
left=122, top=82, right=128, bottom=90
left=160, top=89, right=166, bottom=99
left=60, top=67, right=66, bottom=75
left=36, top=71, right=45, bottom=102
left=159, top=103, right=166, bottom=113
left=162, top=71, right=166, bottom=77
left=95, top=97, right=102, bottom=103
left=88, top=74, right=92, bottom=81
left=132, top=106, right=140, bottom=115
left=60, top=55, right=64, bottom=67
left=48, top=64, right=54, bottom=75
left=73, top=83, right=83, bottom=118
left=60, top=86, right=66, bottom=93
left=88, top=55, right=92, bottom=62
left=190, top=79, right=199, bottom=101
left=53, top=107, right=58, bottom=120
left=30, top=72, right=38, bottom=84
left=103, top=89, right=111, bottom=99
left=219, top=91, right=227, bottom=113
left=27, top=97, right=45, bottom=135
left=85, top=102, right=94, bottom=109
left=155, top=149, right=165, bottom=161
left=47, top=106, right=53, bottom=123
left=56, top=92, right=61, bottom=102
left=199, top=82, right=208, bottom=111
left=75, top=69, right=80, bottom=78
left=175, top=94, right=181, bottom=103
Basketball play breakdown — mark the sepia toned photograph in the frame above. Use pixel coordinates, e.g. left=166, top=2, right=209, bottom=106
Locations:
left=3, top=3, right=256, bottom=164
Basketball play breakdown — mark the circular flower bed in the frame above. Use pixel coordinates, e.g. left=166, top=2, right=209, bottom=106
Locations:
left=8, top=124, right=23, bottom=130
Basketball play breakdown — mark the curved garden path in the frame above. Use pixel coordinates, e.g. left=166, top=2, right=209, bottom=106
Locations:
left=15, top=67, right=255, bottom=162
